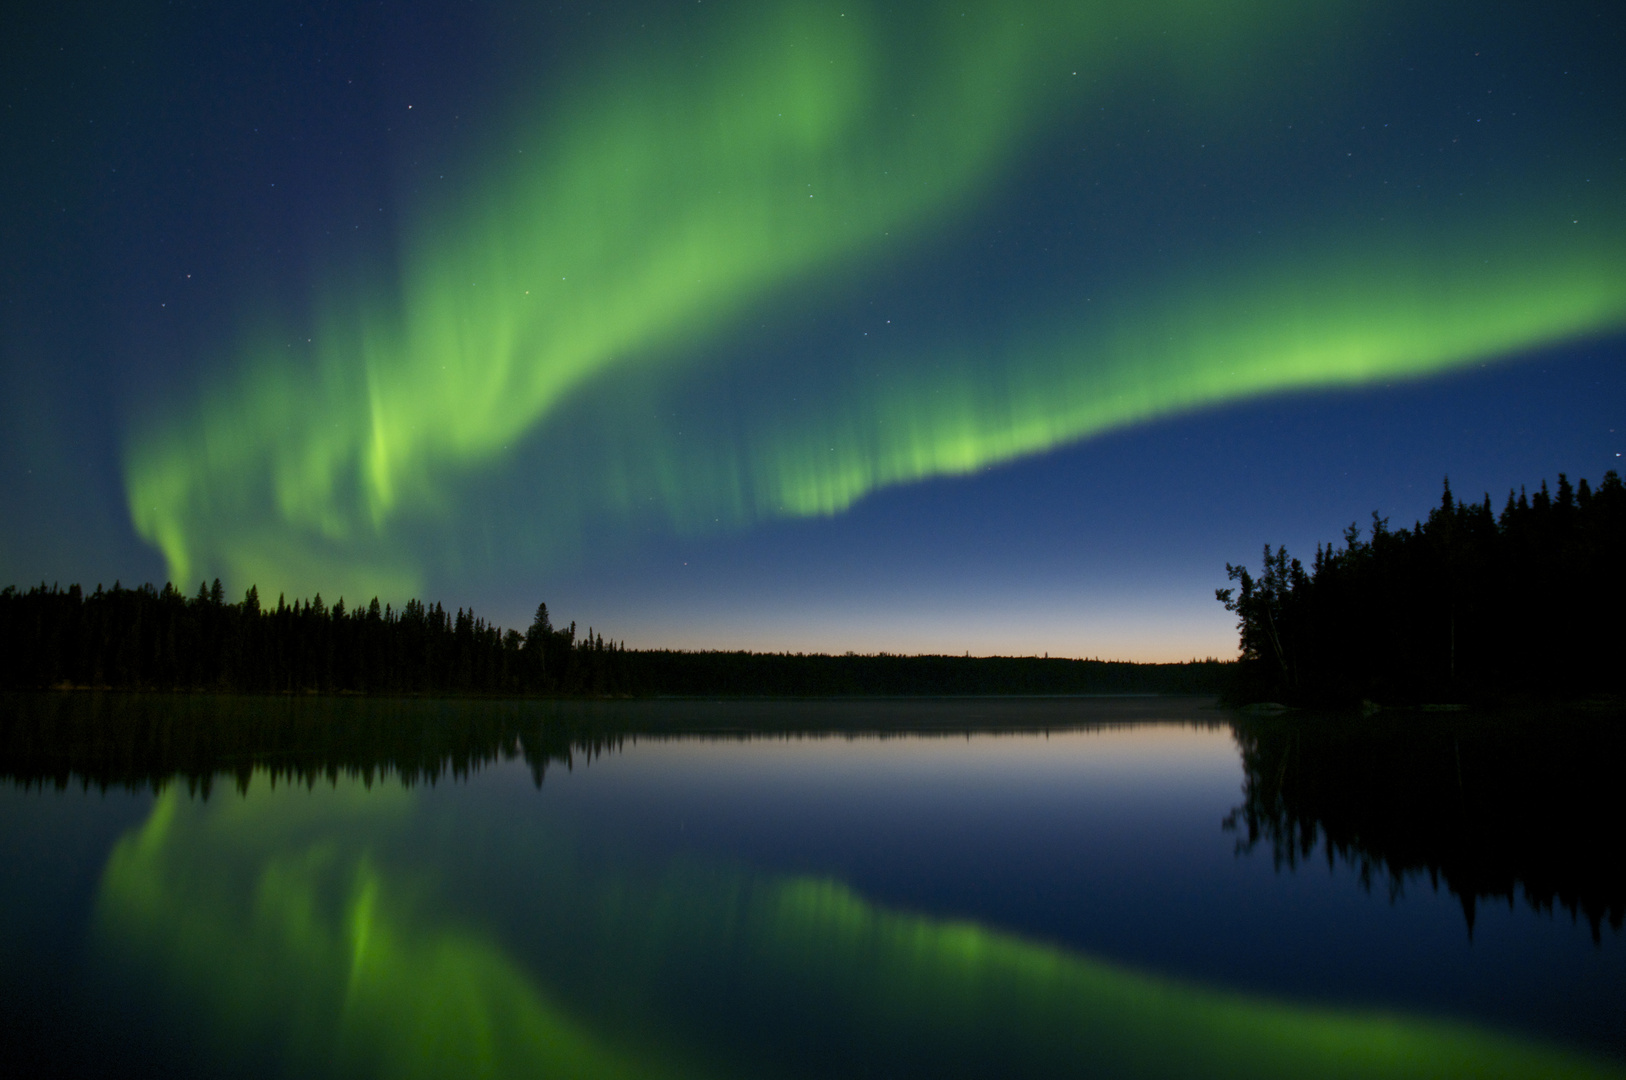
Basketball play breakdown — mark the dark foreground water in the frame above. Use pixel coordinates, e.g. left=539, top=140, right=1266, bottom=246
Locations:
left=1, top=694, right=1622, bottom=1079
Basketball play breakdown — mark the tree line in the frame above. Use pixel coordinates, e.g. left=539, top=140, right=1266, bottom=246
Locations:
left=0, top=580, right=1224, bottom=696
left=616, top=650, right=1223, bottom=696
left=1218, top=470, right=1625, bottom=706
left=0, top=582, right=618, bottom=695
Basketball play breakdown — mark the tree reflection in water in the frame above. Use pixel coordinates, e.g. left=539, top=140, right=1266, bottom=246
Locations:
left=0, top=692, right=1219, bottom=795
left=5, top=693, right=1624, bottom=1077
left=1227, top=707, right=1626, bottom=940
left=97, top=764, right=1619, bottom=1080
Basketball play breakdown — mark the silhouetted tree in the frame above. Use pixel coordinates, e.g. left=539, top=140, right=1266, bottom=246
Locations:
left=1218, top=471, right=1626, bottom=705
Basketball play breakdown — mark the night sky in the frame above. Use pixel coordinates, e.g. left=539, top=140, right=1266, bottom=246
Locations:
left=3, top=0, right=1623, bottom=660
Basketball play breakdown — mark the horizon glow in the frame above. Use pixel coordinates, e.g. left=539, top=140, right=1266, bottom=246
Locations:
left=121, top=0, right=1626, bottom=603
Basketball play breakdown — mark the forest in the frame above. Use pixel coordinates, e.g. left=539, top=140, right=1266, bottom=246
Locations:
left=0, top=581, right=1223, bottom=697
left=1218, top=470, right=1625, bottom=706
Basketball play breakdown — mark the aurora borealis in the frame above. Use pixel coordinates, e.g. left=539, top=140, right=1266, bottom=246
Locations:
left=95, top=772, right=1622, bottom=1079
left=4, top=0, right=1624, bottom=655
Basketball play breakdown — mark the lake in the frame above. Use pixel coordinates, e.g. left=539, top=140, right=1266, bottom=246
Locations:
left=1, top=693, right=1621, bottom=1078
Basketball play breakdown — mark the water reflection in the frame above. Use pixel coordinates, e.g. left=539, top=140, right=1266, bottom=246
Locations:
left=97, top=773, right=1616, bottom=1080
left=1228, top=709, right=1626, bottom=940
left=98, top=786, right=675, bottom=1080
left=0, top=692, right=1220, bottom=795
left=6, top=693, right=1624, bottom=1076
left=8, top=691, right=1624, bottom=943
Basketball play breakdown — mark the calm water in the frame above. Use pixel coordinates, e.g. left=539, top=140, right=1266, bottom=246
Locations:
left=1, top=694, right=1621, bottom=1079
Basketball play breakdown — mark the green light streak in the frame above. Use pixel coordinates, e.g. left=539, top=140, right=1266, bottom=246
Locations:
left=529, top=199, right=1626, bottom=543
left=97, top=784, right=683, bottom=1080
left=96, top=778, right=1623, bottom=1079
left=745, top=211, right=1626, bottom=520
left=119, top=0, right=1626, bottom=596
left=120, top=0, right=1357, bottom=596
left=758, top=877, right=1615, bottom=1079
left=119, top=1, right=1074, bottom=591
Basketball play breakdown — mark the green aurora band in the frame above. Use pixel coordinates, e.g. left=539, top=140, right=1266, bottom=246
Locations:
left=96, top=777, right=1624, bottom=1079
left=122, top=0, right=1626, bottom=598
left=582, top=209, right=1626, bottom=527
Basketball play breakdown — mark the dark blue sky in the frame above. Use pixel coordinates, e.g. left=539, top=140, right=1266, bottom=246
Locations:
left=3, top=0, right=1622, bottom=658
